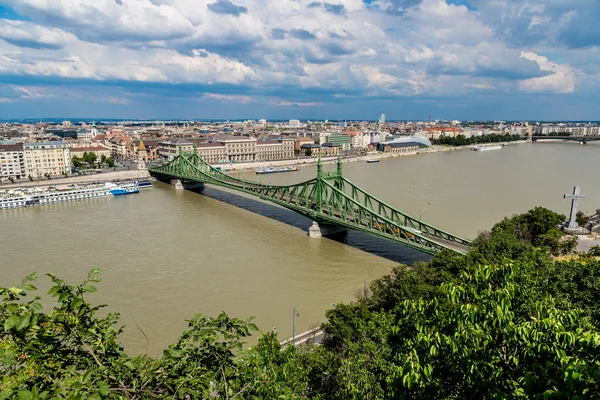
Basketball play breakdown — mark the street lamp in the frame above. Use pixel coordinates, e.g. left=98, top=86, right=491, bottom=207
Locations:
left=292, top=307, right=300, bottom=345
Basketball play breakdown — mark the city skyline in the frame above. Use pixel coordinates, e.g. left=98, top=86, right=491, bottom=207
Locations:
left=0, top=0, right=599, bottom=120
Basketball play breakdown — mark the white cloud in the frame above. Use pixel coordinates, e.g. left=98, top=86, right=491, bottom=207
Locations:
left=519, top=51, right=575, bottom=93
left=203, top=93, right=252, bottom=103
left=0, top=0, right=596, bottom=105
left=269, top=99, right=326, bottom=107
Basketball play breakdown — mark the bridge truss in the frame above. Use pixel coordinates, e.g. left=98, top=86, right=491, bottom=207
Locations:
left=149, top=149, right=472, bottom=255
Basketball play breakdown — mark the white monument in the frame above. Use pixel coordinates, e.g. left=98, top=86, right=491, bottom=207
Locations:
left=564, top=186, right=587, bottom=231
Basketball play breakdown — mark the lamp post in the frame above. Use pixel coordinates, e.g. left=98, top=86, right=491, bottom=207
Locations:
left=292, top=307, right=300, bottom=345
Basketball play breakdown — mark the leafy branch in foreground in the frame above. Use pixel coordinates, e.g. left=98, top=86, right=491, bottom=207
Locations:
left=0, top=270, right=308, bottom=399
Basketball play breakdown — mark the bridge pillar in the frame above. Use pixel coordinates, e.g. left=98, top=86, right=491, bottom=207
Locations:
left=170, top=179, right=184, bottom=190
left=308, top=221, right=348, bottom=238
left=169, top=179, right=204, bottom=190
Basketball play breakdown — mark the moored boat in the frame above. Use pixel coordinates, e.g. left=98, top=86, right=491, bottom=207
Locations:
left=472, top=145, right=502, bottom=151
left=0, top=182, right=140, bottom=210
left=366, top=159, right=380, bottom=163
left=256, top=165, right=299, bottom=174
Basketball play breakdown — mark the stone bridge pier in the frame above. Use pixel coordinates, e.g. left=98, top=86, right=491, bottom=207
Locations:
left=169, top=179, right=205, bottom=190
left=308, top=221, right=348, bottom=238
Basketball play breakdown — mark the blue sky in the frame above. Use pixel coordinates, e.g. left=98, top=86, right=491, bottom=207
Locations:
left=0, top=0, right=598, bottom=120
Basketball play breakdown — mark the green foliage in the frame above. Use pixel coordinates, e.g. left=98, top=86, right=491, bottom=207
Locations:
left=577, top=211, right=590, bottom=227
left=0, top=271, right=307, bottom=399
left=106, top=157, right=115, bottom=168
left=7, top=177, right=14, bottom=183
left=590, top=246, right=600, bottom=256
left=2, top=207, right=598, bottom=399
left=82, top=152, right=97, bottom=166
left=71, top=155, right=83, bottom=169
left=432, top=133, right=522, bottom=147
left=489, top=207, right=575, bottom=256
left=27, top=175, right=32, bottom=182
left=387, top=263, right=600, bottom=398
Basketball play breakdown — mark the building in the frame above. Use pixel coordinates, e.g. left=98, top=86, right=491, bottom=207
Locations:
left=295, top=137, right=315, bottom=151
left=0, top=143, right=26, bottom=182
left=289, top=119, right=301, bottom=128
left=419, top=127, right=463, bottom=140
left=43, top=129, right=78, bottom=140
left=158, top=138, right=194, bottom=161
left=78, top=122, right=99, bottom=143
left=346, top=131, right=370, bottom=149
left=108, top=136, right=132, bottom=158
left=256, top=138, right=295, bottom=161
left=196, top=142, right=228, bottom=164
left=327, top=134, right=352, bottom=151
left=129, top=139, right=160, bottom=162
left=212, top=135, right=257, bottom=163
left=300, top=143, right=341, bottom=157
left=379, top=114, right=386, bottom=124
left=24, top=142, right=71, bottom=178
left=381, top=142, right=420, bottom=153
left=70, top=146, right=111, bottom=159
left=376, top=136, right=432, bottom=152
left=321, top=143, right=342, bottom=156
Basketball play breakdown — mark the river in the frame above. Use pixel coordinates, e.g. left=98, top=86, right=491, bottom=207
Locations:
left=1, top=142, right=598, bottom=355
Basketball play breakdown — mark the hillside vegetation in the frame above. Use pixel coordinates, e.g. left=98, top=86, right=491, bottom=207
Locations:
left=2, top=207, right=599, bottom=399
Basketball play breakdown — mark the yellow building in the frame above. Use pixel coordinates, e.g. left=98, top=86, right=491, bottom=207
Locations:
left=24, top=142, right=71, bottom=178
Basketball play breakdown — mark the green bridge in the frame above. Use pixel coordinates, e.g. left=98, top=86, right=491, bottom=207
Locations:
left=149, top=149, right=472, bottom=255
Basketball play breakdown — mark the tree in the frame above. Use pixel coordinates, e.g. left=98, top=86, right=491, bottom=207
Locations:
left=71, top=155, right=83, bottom=169
left=106, top=157, right=115, bottom=168
left=384, top=262, right=600, bottom=399
left=7, top=177, right=14, bottom=183
left=82, top=152, right=97, bottom=167
left=0, top=271, right=308, bottom=399
left=577, top=210, right=590, bottom=227
left=43, top=173, right=51, bottom=180
left=100, top=154, right=107, bottom=165
left=27, top=175, right=33, bottom=181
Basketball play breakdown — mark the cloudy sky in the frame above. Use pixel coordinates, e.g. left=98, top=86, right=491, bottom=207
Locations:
left=0, top=0, right=598, bottom=120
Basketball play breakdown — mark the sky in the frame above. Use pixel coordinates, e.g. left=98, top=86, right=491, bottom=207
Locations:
left=0, top=0, right=598, bottom=120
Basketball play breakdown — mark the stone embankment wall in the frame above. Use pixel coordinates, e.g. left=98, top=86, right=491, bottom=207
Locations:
left=0, top=169, right=150, bottom=190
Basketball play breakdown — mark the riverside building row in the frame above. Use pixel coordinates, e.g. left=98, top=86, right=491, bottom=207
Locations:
left=0, top=142, right=71, bottom=182
left=158, top=136, right=295, bottom=163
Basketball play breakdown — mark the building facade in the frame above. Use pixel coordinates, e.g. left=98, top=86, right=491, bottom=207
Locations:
left=24, top=142, right=71, bottom=178
left=70, top=146, right=111, bottom=159
left=158, top=138, right=194, bottom=160
left=0, top=143, right=26, bottom=182
left=256, top=138, right=295, bottom=161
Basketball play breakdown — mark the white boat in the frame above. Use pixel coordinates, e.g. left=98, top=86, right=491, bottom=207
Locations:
left=256, top=165, right=299, bottom=174
left=472, top=145, right=502, bottom=151
left=0, top=182, right=140, bottom=210
left=0, top=191, right=32, bottom=209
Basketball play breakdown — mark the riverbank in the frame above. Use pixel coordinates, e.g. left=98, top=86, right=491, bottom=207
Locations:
left=216, top=140, right=529, bottom=173
left=0, top=169, right=150, bottom=190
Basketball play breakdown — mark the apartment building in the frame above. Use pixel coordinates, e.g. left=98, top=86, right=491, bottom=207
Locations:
left=24, top=142, right=71, bottom=178
left=256, top=138, right=295, bottom=161
left=0, top=143, right=26, bottom=182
